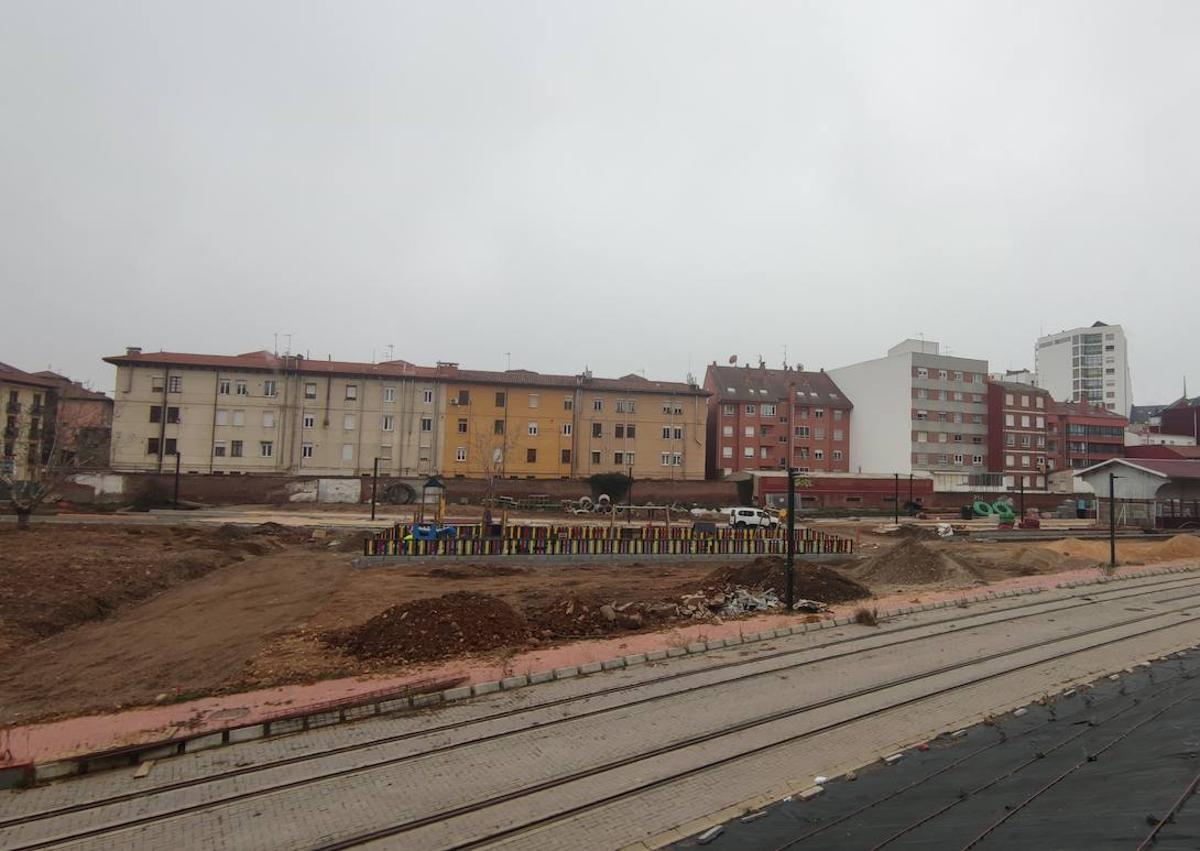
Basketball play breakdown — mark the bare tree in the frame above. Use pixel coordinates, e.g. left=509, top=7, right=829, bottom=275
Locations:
left=2, top=394, right=104, bottom=529
left=471, top=428, right=507, bottom=507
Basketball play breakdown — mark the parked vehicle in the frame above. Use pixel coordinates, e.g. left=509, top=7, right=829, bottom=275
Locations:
left=727, top=507, right=779, bottom=529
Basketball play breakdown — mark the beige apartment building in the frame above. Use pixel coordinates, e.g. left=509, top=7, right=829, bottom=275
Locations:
left=2, top=362, right=59, bottom=480
left=104, top=349, right=709, bottom=481
left=105, top=349, right=445, bottom=476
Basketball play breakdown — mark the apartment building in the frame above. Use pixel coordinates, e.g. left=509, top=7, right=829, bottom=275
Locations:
left=986, top=380, right=1053, bottom=489
left=1035, top=321, right=1132, bottom=414
left=1052, top=400, right=1128, bottom=470
left=104, top=349, right=445, bottom=476
left=703, top=363, right=852, bottom=477
left=828, top=339, right=989, bottom=476
left=1, top=362, right=59, bottom=480
left=440, top=367, right=707, bottom=481
left=30, top=371, right=113, bottom=467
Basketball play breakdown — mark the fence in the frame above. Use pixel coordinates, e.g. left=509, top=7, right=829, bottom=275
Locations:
left=363, top=523, right=855, bottom=557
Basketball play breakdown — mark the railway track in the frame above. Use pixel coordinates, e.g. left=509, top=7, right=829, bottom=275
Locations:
left=5, top=573, right=1199, bottom=840
left=6, top=574, right=1200, bottom=851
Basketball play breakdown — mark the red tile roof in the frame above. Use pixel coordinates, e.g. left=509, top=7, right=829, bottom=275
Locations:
left=1084, top=458, right=1200, bottom=480
left=0, top=361, right=59, bottom=389
left=705, top=365, right=852, bottom=408
left=101, top=351, right=703, bottom=395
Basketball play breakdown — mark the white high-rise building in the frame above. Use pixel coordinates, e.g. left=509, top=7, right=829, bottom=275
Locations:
left=1035, top=322, right=1132, bottom=415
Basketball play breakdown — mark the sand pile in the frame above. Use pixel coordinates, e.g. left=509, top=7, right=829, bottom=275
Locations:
left=1149, top=534, right=1200, bottom=560
left=705, top=556, right=870, bottom=604
left=855, top=539, right=979, bottom=586
left=329, top=592, right=529, bottom=662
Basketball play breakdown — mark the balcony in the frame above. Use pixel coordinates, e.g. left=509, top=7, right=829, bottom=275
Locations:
left=5, top=400, right=19, bottom=414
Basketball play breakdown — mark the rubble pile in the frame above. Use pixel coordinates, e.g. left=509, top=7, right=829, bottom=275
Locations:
left=328, top=592, right=530, bottom=663
left=854, top=539, right=979, bottom=586
left=704, top=556, right=870, bottom=604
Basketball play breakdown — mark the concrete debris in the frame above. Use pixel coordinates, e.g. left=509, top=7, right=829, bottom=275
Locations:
left=697, top=825, right=724, bottom=845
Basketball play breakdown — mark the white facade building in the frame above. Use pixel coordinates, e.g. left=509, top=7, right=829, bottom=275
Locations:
left=1035, top=322, right=1132, bottom=415
left=829, top=339, right=989, bottom=477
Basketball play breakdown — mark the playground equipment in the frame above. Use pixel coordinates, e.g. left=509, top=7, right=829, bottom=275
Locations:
left=972, top=498, right=1016, bottom=525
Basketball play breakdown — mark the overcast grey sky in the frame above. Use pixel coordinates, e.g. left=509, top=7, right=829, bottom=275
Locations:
left=2, top=1, right=1196, bottom=404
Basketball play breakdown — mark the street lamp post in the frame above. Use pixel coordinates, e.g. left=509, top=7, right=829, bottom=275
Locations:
left=786, top=467, right=796, bottom=612
left=893, top=473, right=899, bottom=525
left=370, top=457, right=380, bottom=521
left=173, top=451, right=181, bottom=507
left=1109, top=471, right=1121, bottom=569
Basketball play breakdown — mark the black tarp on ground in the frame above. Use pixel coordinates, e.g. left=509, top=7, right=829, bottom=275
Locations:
left=673, top=655, right=1200, bottom=851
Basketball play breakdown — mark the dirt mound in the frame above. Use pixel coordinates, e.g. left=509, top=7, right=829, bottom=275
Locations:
left=329, top=592, right=529, bottom=663
left=855, top=539, right=978, bottom=587
left=892, top=523, right=941, bottom=542
left=1149, top=534, right=1200, bottom=560
left=524, top=593, right=677, bottom=637
left=215, top=523, right=249, bottom=540
left=950, top=544, right=1094, bottom=578
left=704, top=557, right=869, bottom=604
left=427, top=564, right=532, bottom=580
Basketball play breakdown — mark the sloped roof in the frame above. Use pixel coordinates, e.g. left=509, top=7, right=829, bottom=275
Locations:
left=1130, top=404, right=1169, bottom=424
left=989, top=379, right=1052, bottom=395
left=102, top=350, right=703, bottom=395
left=0, top=361, right=59, bottom=389
left=705, top=365, right=852, bottom=408
left=1078, top=457, right=1200, bottom=481
left=1051, top=399, right=1129, bottom=422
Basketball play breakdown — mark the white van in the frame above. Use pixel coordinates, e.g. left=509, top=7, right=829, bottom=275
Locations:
left=728, top=507, right=779, bottom=529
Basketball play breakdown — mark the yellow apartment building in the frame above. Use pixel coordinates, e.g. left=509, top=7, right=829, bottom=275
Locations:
left=1, top=362, right=59, bottom=480
left=440, top=367, right=708, bottom=481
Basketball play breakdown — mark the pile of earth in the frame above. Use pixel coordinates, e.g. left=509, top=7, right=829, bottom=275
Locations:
left=328, top=592, right=529, bottom=663
left=891, top=523, right=942, bottom=542
left=427, top=564, right=532, bottom=580
left=524, top=594, right=679, bottom=638
left=854, top=539, right=980, bottom=587
left=704, top=556, right=870, bottom=604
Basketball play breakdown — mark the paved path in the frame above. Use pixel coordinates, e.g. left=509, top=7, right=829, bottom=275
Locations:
left=4, top=569, right=1200, bottom=851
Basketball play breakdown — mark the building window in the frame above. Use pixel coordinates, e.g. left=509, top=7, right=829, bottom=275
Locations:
left=1020, top=415, right=1031, bottom=427
left=953, top=453, right=964, bottom=464
left=722, top=446, right=733, bottom=458
left=917, top=431, right=928, bottom=443
left=917, top=367, right=928, bottom=378
left=562, top=423, right=573, bottom=436
left=592, top=422, right=603, bottom=438
left=341, top=444, right=353, bottom=461
left=305, top=383, right=318, bottom=399
left=741, top=448, right=753, bottom=459
left=1021, top=455, right=1031, bottom=467
left=528, top=422, right=539, bottom=436
left=673, top=426, right=683, bottom=440
left=832, top=450, right=843, bottom=461
left=561, top=449, right=571, bottom=464
left=591, top=450, right=601, bottom=464
left=303, top=413, right=315, bottom=429
left=813, top=408, right=824, bottom=419
left=262, top=410, right=276, bottom=428
left=745, top=404, right=756, bottom=415
left=722, top=425, right=733, bottom=437
left=761, top=404, right=776, bottom=416
left=760, top=447, right=769, bottom=459
left=382, top=415, right=394, bottom=432
left=457, top=418, right=468, bottom=434
left=938, top=454, right=948, bottom=464
left=953, top=434, right=963, bottom=442
left=593, top=399, right=603, bottom=411
left=795, top=426, right=810, bottom=438
left=1005, top=414, right=1015, bottom=427
left=230, top=440, right=243, bottom=457
left=301, top=443, right=313, bottom=459
left=723, top=404, right=735, bottom=416
left=455, top=446, right=467, bottom=462
left=263, top=379, right=277, bottom=397
left=495, top=391, right=506, bottom=407
left=938, top=433, right=948, bottom=443
left=168, top=376, right=182, bottom=393
left=149, top=405, right=162, bottom=423
left=163, top=438, right=177, bottom=455
left=614, top=452, right=625, bottom=464
left=797, top=447, right=809, bottom=459
left=213, top=441, right=226, bottom=457
left=147, top=437, right=160, bottom=455
left=422, top=389, right=434, bottom=404
left=420, top=417, right=433, bottom=432
left=813, top=428, right=824, bottom=440
left=563, top=397, right=574, bottom=411
left=954, top=371, right=963, bottom=381
left=833, top=409, right=843, bottom=421
left=260, top=441, right=274, bottom=458
left=343, top=414, right=356, bottom=430
left=1005, top=434, right=1015, bottom=446
left=345, top=384, right=358, bottom=401
left=383, top=386, right=395, bottom=403
left=526, top=448, right=537, bottom=463
left=938, top=369, right=948, bottom=380
left=615, top=424, right=625, bottom=439
left=232, top=410, right=245, bottom=426
left=528, top=393, right=539, bottom=409
left=235, top=380, right=248, bottom=396
left=916, top=410, right=928, bottom=421
left=973, top=454, right=983, bottom=465
left=662, top=426, right=671, bottom=440
left=953, top=391, right=964, bottom=402
left=672, top=452, right=682, bottom=466
left=745, top=426, right=755, bottom=437
left=216, top=409, right=229, bottom=426
left=219, top=379, right=231, bottom=395
left=493, top=419, right=505, bottom=435
left=1005, top=393, right=1014, bottom=406
left=812, top=448, right=824, bottom=460
left=1036, top=397, right=1045, bottom=409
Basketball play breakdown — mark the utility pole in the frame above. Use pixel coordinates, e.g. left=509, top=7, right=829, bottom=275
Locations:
left=173, top=451, right=181, bottom=507
left=908, top=474, right=914, bottom=516
left=1109, top=471, right=1120, bottom=568
left=786, top=467, right=796, bottom=612
left=893, top=473, right=899, bottom=525
left=1019, top=476, right=1025, bottom=522
left=370, top=457, right=380, bottom=521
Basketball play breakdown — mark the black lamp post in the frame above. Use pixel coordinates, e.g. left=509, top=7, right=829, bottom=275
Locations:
left=786, top=467, right=796, bottom=612
left=1109, top=471, right=1121, bottom=568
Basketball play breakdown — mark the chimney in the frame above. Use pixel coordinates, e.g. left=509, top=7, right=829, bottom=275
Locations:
left=126, top=346, right=142, bottom=356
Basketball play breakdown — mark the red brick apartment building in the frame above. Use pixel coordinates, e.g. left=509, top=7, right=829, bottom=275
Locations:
left=1052, top=399, right=1128, bottom=470
left=987, top=380, right=1054, bottom=489
left=704, top=363, right=852, bottom=477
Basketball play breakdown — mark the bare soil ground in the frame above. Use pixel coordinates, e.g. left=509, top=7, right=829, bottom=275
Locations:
left=2, top=522, right=1198, bottom=725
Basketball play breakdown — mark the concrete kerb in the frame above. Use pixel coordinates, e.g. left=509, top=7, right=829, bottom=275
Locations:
left=21, top=562, right=1198, bottom=787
